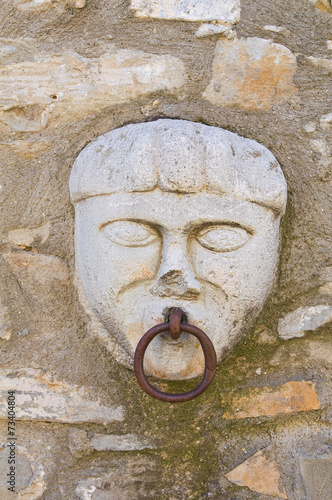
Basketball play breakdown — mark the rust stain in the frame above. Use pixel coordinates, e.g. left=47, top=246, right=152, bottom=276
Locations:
left=129, top=264, right=154, bottom=281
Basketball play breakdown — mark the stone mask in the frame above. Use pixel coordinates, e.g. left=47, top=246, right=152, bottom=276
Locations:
left=70, top=119, right=287, bottom=380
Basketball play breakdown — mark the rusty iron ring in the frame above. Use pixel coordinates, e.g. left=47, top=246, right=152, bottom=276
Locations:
left=133, top=309, right=217, bottom=403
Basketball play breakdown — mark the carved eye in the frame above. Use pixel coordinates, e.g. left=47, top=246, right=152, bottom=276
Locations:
left=102, top=221, right=159, bottom=247
left=195, top=225, right=250, bottom=252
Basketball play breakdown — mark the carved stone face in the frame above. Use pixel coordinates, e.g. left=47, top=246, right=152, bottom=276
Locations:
left=70, top=120, right=287, bottom=380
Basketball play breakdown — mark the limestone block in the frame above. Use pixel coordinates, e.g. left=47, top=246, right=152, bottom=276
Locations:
left=130, top=0, right=240, bottom=24
left=203, top=37, right=298, bottom=111
left=306, top=56, right=332, bottom=71
left=0, top=48, right=186, bottom=131
left=221, top=381, right=320, bottom=419
left=0, top=140, right=52, bottom=159
left=299, top=456, right=332, bottom=500
left=75, top=458, right=155, bottom=500
left=90, top=433, right=156, bottom=451
left=5, top=223, right=51, bottom=248
left=278, top=305, right=332, bottom=340
left=68, top=428, right=155, bottom=456
left=309, top=0, right=332, bottom=14
left=10, top=0, right=86, bottom=11
left=225, top=447, right=287, bottom=498
left=0, top=446, right=45, bottom=499
left=263, top=25, right=291, bottom=36
left=0, top=298, right=12, bottom=341
left=320, top=112, right=332, bottom=129
left=0, top=369, right=124, bottom=424
left=195, top=23, right=234, bottom=38
left=3, top=251, right=69, bottom=290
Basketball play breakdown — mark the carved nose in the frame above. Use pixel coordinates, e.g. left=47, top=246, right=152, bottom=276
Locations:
left=150, top=237, right=201, bottom=298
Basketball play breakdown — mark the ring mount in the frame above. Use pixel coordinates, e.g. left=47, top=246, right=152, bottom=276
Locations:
left=133, top=309, right=217, bottom=403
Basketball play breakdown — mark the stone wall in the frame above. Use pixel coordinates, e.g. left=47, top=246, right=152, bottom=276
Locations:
left=0, top=0, right=331, bottom=498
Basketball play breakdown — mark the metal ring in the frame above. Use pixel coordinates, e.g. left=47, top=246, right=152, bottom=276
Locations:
left=134, top=321, right=217, bottom=403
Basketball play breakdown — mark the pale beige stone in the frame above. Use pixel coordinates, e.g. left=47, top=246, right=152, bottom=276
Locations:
left=263, top=25, right=290, bottom=36
left=5, top=223, right=51, bottom=248
left=203, top=37, right=298, bottom=111
left=278, top=304, right=332, bottom=340
left=320, top=112, right=332, bottom=129
left=195, top=23, right=234, bottom=38
left=303, top=122, right=317, bottom=133
left=0, top=49, right=186, bottom=131
left=0, top=369, right=124, bottom=424
left=130, top=0, right=240, bottom=24
left=306, top=56, right=332, bottom=71
left=68, top=429, right=155, bottom=456
left=0, top=299, right=12, bottom=341
left=0, top=446, right=45, bottom=499
left=222, top=381, right=320, bottom=419
left=11, top=0, right=86, bottom=11
left=225, top=447, right=287, bottom=498
left=0, top=140, right=52, bottom=158
left=3, top=251, right=69, bottom=288
left=90, top=433, right=155, bottom=451
left=313, top=0, right=332, bottom=14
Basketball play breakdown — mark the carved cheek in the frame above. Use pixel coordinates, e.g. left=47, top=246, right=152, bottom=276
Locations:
left=190, top=240, right=234, bottom=290
left=105, top=241, right=162, bottom=296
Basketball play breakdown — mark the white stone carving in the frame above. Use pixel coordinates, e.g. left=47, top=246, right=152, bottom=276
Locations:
left=70, top=120, right=287, bottom=380
left=130, top=0, right=240, bottom=24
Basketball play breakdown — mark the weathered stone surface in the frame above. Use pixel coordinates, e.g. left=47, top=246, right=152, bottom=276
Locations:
left=0, top=48, right=186, bottom=131
left=320, top=112, right=332, bottom=129
left=3, top=251, right=69, bottom=287
left=70, top=119, right=287, bottom=379
left=278, top=305, right=332, bottom=340
left=195, top=23, right=234, bottom=38
left=0, top=369, right=124, bottom=424
left=90, top=433, right=156, bottom=451
left=310, top=0, right=332, bottom=14
left=68, top=428, right=155, bottom=457
left=0, top=446, right=46, bottom=499
left=74, top=458, right=156, bottom=500
left=0, top=140, right=52, bottom=159
left=303, top=121, right=317, bottom=133
left=5, top=223, right=51, bottom=248
left=225, top=447, right=287, bottom=498
left=11, top=0, right=86, bottom=11
left=222, top=381, right=320, bottom=419
left=263, top=25, right=290, bottom=36
left=306, top=56, right=332, bottom=71
left=299, top=456, right=332, bottom=500
left=130, top=0, right=240, bottom=23
left=0, top=298, right=12, bottom=341
left=203, top=37, right=298, bottom=111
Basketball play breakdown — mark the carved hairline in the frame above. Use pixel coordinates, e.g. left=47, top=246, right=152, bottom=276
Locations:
left=69, top=119, right=287, bottom=215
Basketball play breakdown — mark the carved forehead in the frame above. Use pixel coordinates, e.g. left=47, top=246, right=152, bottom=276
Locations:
left=69, top=119, right=287, bottom=215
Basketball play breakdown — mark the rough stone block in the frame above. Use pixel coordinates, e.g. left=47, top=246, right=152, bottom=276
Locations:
left=225, top=447, right=287, bottom=498
left=0, top=47, right=186, bottom=131
left=130, top=0, right=240, bottom=23
left=222, top=381, right=320, bottom=419
left=203, top=37, right=298, bottom=111
left=0, top=369, right=124, bottom=424
left=278, top=305, right=332, bottom=340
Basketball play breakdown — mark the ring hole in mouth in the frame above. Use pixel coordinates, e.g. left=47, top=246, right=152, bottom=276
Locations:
left=161, top=307, right=189, bottom=341
left=163, top=307, right=188, bottom=323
